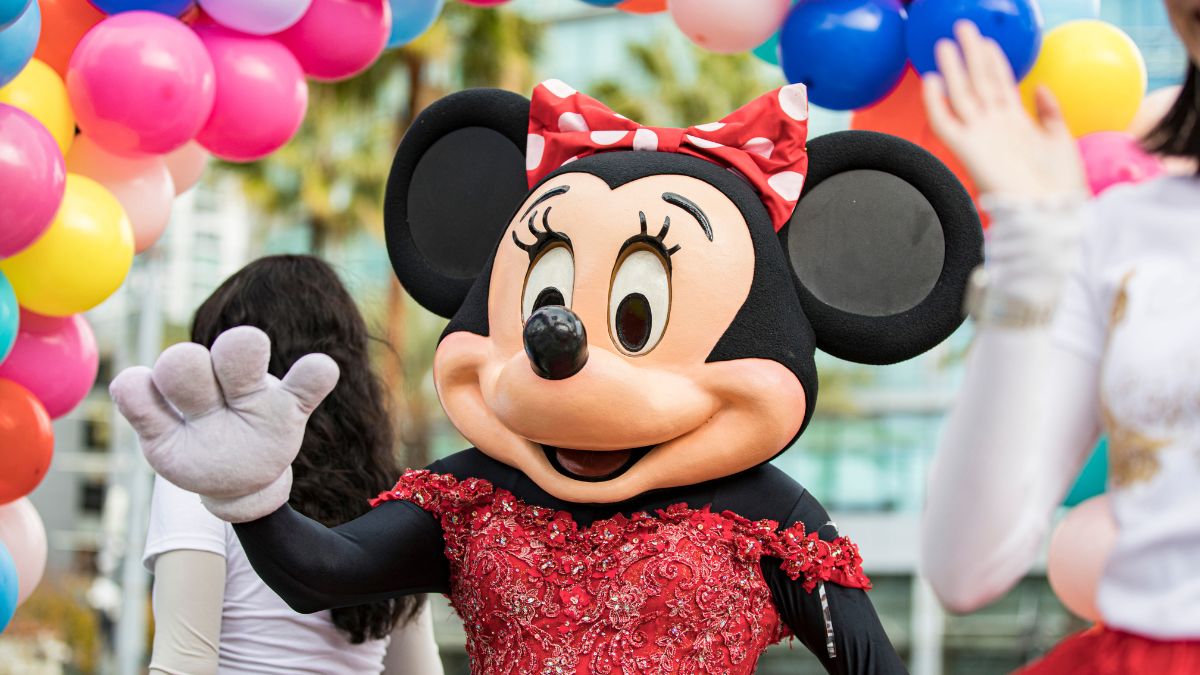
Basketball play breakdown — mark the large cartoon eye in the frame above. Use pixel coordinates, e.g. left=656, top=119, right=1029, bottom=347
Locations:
left=609, top=247, right=671, bottom=355
left=522, top=244, right=575, bottom=321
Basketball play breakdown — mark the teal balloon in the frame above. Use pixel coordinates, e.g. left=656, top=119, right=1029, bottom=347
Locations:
left=1039, top=0, right=1098, bottom=29
left=1063, top=436, right=1108, bottom=507
left=0, top=540, right=17, bottom=633
left=0, top=271, right=16, bottom=365
left=752, top=32, right=780, bottom=65
left=387, top=0, right=443, bottom=49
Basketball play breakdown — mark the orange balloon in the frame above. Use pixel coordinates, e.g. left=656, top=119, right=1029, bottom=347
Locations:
left=0, top=379, right=54, bottom=505
left=618, top=0, right=667, bottom=13
left=33, top=0, right=106, bottom=78
left=1047, top=495, right=1118, bottom=622
left=851, top=66, right=987, bottom=226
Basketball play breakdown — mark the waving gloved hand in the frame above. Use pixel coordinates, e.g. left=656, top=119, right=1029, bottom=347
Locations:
left=109, top=326, right=339, bottom=523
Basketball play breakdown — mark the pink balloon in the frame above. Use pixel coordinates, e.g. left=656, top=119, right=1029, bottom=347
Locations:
left=66, top=135, right=175, bottom=253
left=0, top=498, right=46, bottom=606
left=274, top=0, right=391, bottom=81
left=1078, top=131, right=1165, bottom=196
left=67, top=11, right=216, bottom=155
left=668, top=0, right=791, bottom=54
left=1047, top=495, right=1118, bottom=623
left=0, top=105, right=65, bottom=258
left=164, top=141, right=209, bottom=195
left=0, top=310, right=99, bottom=419
left=194, top=25, right=309, bottom=162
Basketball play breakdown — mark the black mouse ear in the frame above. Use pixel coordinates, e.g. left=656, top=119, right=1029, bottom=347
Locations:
left=779, top=130, right=984, bottom=365
left=384, top=88, right=531, bottom=318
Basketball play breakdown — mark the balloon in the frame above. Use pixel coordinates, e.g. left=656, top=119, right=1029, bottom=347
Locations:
left=780, top=0, right=908, bottom=111
left=0, top=272, right=15, bottom=364
left=0, top=0, right=31, bottom=30
left=617, top=0, right=665, bottom=12
left=669, top=0, right=791, bottom=54
left=0, top=104, right=65, bottom=257
left=387, top=0, right=441, bottom=48
left=0, top=540, right=16, bottom=632
left=1078, top=131, right=1165, bottom=196
left=88, top=0, right=193, bottom=14
left=1128, top=85, right=1183, bottom=139
left=1041, top=0, right=1098, bottom=29
left=275, top=0, right=391, bottom=81
left=66, top=135, right=173, bottom=252
left=0, top=378, right=53, bottom=505
left=752, top=32, right=780, bottom=65
left=1047, top=495, right=1117, bottom=622
left=0, top=174, right=133, bottom=317
left=0, top=0, right=38, bottom=88
left=197, top=0, right=311, bottom=35
left=33, top=0, right=104, bottom=77
left=580, top=0, right=624, bottom=5
left=0, top=311, right=98, bottom=419
left=0, top=58, right=74, bottom=154
left=1063, top=437, right=1107, bottom=508
left=906, top=0, right=1042, bottom=79
left=194, top=25, right=308, bottom=162
left=0, top=498, right=46, bottom=606
left=67, top=11, right=215, bottom=155
left=1019, top=20, right=1146, bottom=138
left=163, top=140, right=208, bottom=195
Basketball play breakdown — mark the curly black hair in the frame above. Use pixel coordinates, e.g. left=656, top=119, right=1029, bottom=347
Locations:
left=1145, top=61, right=1200, bottom=171
left=191, top=254, right=421, bottom=643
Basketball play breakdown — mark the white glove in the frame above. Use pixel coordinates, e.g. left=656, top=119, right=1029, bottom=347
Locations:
left=110, top=326, right=340, bottom=523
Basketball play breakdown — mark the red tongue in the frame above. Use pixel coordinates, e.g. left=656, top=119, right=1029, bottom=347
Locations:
left=555, top=449, right=632, bottom=478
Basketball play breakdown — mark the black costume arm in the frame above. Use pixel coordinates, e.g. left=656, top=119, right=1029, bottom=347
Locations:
left=765, top=491, right=908, bottom=675
left=232, top=500, right=450, bottom=614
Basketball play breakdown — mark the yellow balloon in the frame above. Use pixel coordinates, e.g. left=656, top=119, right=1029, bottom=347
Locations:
left=0, top=58, right=76, bottom=156
left=1020, top=20, right=1147, bottom=138
left=0, top=174, right=134, bottom=317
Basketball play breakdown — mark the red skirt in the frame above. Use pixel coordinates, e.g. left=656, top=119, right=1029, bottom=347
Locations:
left=1017, top=626, right=1200, bottom=675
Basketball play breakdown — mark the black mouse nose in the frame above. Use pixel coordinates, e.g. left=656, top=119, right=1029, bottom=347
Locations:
left=523, top=306, right=588, bottom=380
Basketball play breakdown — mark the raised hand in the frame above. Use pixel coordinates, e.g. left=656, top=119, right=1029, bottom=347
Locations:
left=110, top=326, right=340, bottom=522
left=922, top=21, right=1087, bottom=201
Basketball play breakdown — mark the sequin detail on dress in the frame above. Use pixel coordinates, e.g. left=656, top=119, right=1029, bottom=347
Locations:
left=372, top=470, right=871, bottom=674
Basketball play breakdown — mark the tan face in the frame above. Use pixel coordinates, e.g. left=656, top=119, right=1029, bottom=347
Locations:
left=433, top=172, right=807, bottom=503
left=1166, top=0, right=1200, bottom=63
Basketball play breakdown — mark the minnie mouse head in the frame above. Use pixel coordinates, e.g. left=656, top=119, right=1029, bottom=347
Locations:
left=385, top=81, right=982, bottom=505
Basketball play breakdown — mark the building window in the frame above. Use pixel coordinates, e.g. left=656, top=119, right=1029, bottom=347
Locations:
left=80, top=479, right=107, bottom=515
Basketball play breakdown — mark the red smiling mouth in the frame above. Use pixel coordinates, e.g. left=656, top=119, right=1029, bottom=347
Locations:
left=543, top=445, right=654, bottom=482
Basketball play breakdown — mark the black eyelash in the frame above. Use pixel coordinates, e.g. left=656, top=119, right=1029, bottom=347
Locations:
left=619, top=211, right=681, bottom=267
left=512, top=207, right=571, bottom=261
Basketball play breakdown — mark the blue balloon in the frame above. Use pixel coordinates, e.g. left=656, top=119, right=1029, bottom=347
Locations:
left=579, top=0, right=625, bottom=5
left=906, top=0, right=1043, bottom=79
left=0, top=271, right=17, bottom=365
left=388, top=0, right=444, bottom=49
left=0, top=540, right=17, bottom=633
left=89, top=0, right=193, bottom=15
left=0, top=0, right=37, bottom=88
left=1040, top=0, right=1098, bottom=29
left=0, top=0, right=31, bottom=30
left=779, top=0, right=908, bottom=111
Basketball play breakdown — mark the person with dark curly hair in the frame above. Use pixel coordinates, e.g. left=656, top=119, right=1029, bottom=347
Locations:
left=142, top=255, right=442, bottom=675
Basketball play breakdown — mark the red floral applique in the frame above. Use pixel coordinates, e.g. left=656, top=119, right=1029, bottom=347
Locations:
left=372, top=470, right=872, bottom=674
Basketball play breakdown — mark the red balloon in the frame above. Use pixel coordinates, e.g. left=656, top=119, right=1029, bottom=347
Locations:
left=34, top=0, right=106, bottom=78
left=617, top=0, right=666, bottom=13
left=850, top=66, right=988, bottom=227
left=0, top=379, right=54, bottom=505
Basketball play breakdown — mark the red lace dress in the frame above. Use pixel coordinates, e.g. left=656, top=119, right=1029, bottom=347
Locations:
left=372, top=470, right=871, bottom=674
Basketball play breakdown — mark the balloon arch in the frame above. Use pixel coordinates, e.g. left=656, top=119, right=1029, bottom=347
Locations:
left=0, top=0, right=1174, bottom=632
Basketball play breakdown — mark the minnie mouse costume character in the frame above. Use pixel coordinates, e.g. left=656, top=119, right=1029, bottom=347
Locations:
left=112, top=81, right=982, bottom=674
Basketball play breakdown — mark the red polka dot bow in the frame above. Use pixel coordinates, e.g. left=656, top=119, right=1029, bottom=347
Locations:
left=526, top=79, right=811, bottom=232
